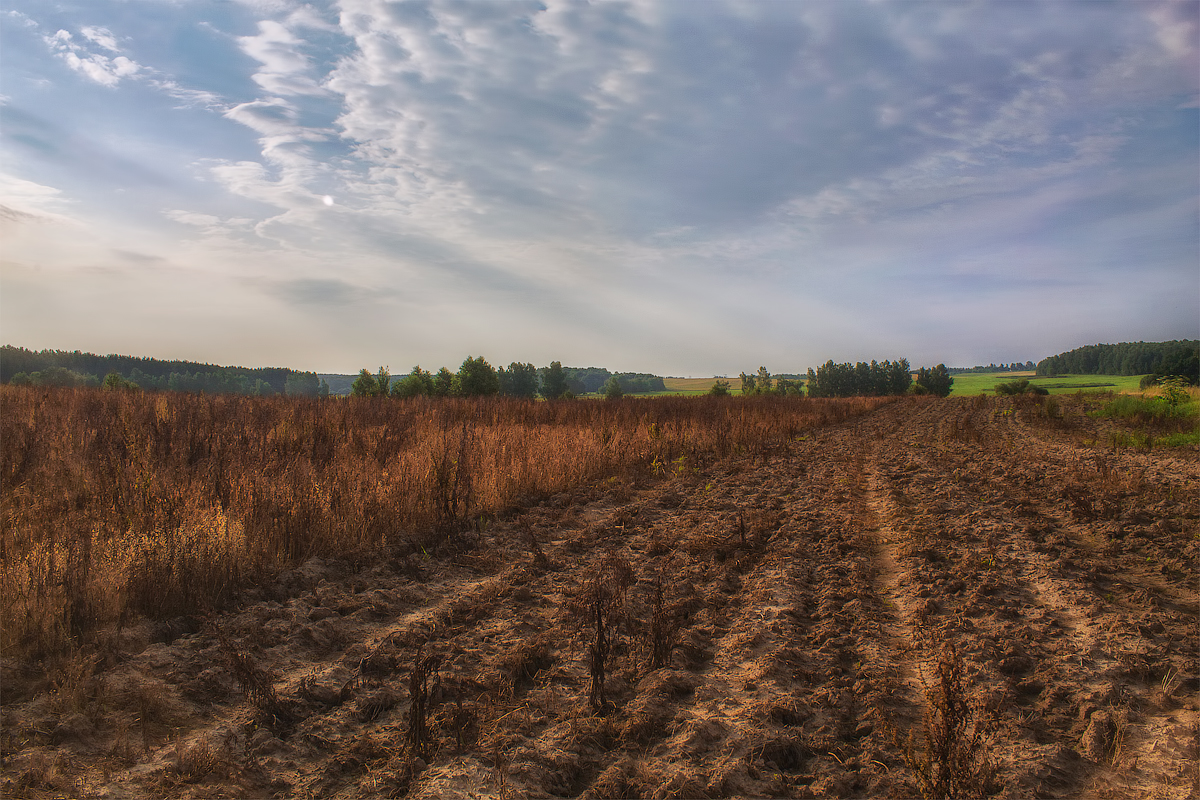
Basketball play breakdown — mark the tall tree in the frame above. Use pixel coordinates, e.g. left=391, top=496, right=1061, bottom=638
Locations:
left=432, top=367, right=455, bottom=397
left=502, top=362, right=540, bottom=398
left=351, top=368, right=380, bottom=397
left=456, top=356, right=499, bottom=396
left=739, top=372, right=757, bottom=395
left=916, top=364, right=954, bottom=397
left=540, top=361, right=569, bottom=399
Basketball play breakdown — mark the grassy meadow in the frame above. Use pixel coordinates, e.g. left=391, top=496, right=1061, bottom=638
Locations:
left=948, top=371, right=1147, bottom=396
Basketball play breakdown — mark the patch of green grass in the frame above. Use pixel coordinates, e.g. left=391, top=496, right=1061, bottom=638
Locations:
left=949, top=372, right=1147, bottom=396
left=1092, top=394, right=1198, bottom=421
left=1156, top=430, right=1200, bottom=447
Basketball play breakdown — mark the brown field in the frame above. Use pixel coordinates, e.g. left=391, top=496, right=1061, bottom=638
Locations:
left=1, top=388, right=1197, bottom=799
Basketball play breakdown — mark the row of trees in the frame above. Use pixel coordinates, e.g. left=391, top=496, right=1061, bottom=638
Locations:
left=351, top=359, right=578, bottom=400
left=1036, top=340, right=1198, bottom=382
left=947, top=361, right=1035, bottom=374
left=725, top=361, right=953, bottom=398
left=349, top=358, right=674, bottom=400
left=556, top=367, right=666, bottom=395
left=805, top=359, right=914, bottom=398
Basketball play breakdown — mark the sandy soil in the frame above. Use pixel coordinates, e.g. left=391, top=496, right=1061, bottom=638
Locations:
left=3, top=396, right=1197, bottom=799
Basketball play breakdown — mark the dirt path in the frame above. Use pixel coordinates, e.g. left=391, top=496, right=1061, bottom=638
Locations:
left=4, top=396, right=1197, bottom=799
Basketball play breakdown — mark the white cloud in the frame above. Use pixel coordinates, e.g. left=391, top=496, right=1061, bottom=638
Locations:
left=45, top=27, right=142, bottom=87
left=0, top=173, right=74, bottom=219
left=80, top=25, right=120, bottom=52
left=239, top=19, right=327, bottom=96
left=6, top=0, right=1195, bottom=373
left=150, top=79, right=226, bottom=110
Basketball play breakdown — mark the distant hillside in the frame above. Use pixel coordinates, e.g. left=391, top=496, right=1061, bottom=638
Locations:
left=1036, top=340, right=1198, bottom=382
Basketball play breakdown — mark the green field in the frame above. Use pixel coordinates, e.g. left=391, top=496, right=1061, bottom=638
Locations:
left=948, top=371, right=1147, bottom=396
left=598, top=373, right=1151, bottom=398
left=662, top=377, right=722, bottom=395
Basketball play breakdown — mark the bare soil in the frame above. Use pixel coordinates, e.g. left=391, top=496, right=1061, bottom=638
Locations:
left=3, top=396, right=1197, bottom=799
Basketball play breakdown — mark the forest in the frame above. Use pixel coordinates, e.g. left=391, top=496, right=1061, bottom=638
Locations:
left=0, top=345, right=323, bottom=397
left=1036, top=340, right=1199, bottom=383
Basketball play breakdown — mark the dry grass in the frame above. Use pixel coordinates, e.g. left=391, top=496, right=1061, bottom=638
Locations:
left=1, top=387, right=888, bottom=673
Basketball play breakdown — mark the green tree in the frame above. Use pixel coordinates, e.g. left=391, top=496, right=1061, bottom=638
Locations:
left=456, top=356, right=499, bottom=396
left=709, top=379, right=730, bottom=397
left=541, top=361, right=569, bottom=399
left=500, top=362, right=539, bottom=398
left=432, top=367, right=455, bottom=397
left=102, top=371, right=139, bottom=390
left=602, top=375, right=624, bottom=400
left=391, top=366, right=434, bottom=398
left=351, top=368, right=380, bottom=397
left=915, top=364, right=954, bottom=398
left=739, top=372, right=757, bottom=395
left=776, top=378, right=803, bottom=396
left=756, top=366, right=773, bottom=394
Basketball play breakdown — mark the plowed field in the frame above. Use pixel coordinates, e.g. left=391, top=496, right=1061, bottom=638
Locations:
left=4, top=396, right=1197, bottom=799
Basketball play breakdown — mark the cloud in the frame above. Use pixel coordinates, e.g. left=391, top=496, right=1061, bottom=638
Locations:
left=238, top=18, right=329, bottom=96
left=4, top=0, right=1196, bottom=374
left=0, top=173, right=74, bottom=220
left=150, top=79, right=226, bottom=110
left=45, top=28, right=142, bottom=87
left=80, top=25, right=120, bottom=52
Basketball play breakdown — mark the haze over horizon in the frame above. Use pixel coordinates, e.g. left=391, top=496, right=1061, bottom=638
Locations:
left=2, top=0, right=1197, bottom=377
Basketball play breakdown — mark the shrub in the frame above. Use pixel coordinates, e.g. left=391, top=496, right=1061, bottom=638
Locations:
left=899, top=646, right=995, bottom=799
left=709, top=379, right=730, bottom=397
left=994, top=378, right=1047, bottom=396
left=569, top=553, right=634, bottom=712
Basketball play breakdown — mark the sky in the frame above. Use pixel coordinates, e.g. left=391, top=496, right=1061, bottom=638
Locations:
left=1, top=0, right=1197, bottom=377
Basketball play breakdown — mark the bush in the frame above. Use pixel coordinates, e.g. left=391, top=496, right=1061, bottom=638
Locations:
left=603, top=376, right=623, bottom=400
left=994, top=378, right=1047, bottom=396
left=709, top=379, right=730, bottom=397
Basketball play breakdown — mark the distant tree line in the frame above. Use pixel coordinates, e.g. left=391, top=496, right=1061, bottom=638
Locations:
left=948, top=362, right=1035, bottom=374
left=350, top=359, right=667, bottom=400
left=558, top=367, right=666, bottom=395
left=1, top=345, right=328, bottom=397
left=1036, top=340, right=1198, bottom=384
left=730, top=360, right=952, bottom=399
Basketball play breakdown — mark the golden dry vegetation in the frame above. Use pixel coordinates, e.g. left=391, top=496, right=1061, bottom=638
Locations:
left=1, top=387, right=1196, bottom=799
